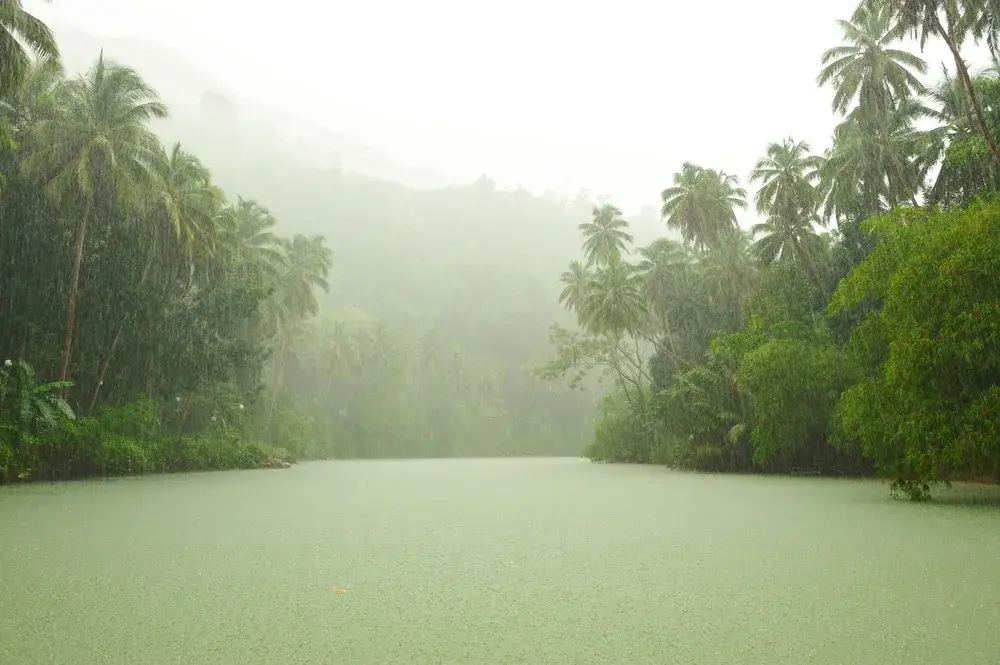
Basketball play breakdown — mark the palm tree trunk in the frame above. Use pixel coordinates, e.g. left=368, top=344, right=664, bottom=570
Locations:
left=87, top=260, right=154, bottom=415
left=59, top=199, right=92, bottom=385
left=932, top=11, right=1000, bottom=166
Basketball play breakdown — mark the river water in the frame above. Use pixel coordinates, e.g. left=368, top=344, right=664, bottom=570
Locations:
left=1, top=458, right=998, bottom=663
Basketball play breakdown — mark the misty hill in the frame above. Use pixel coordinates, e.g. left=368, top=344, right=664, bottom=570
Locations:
left=155, top=111, right=584, bottom=367
left=48, top=24, right=671, bottom=371
left=48, top=22, right=455, bottom=190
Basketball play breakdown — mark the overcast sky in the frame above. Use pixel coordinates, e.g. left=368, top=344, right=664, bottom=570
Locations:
left=27, top=0, right=992, bottom=215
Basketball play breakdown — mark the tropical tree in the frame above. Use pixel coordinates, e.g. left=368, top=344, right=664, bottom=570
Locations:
left=817, top=0, right=927, bottom=114
left=0, top=359, right=74, bottom=459
left=150, top=142, right=223, bottom=257
left=885, top=0, right=1000, bottom=164
left=221, top=196, right=286, bottom=281
left=749, top=138, right=823, bottom=223
left=274, top=234, right=333, bottom=324
left=578, top=203, right=632, bottom=265
left=660, top=162, right=747, bottom=250
left=750, top=215, right=823, bottom=266
left=20, top=53, right=168, bottom=383
left=583, top=257, right=646, bottom=337
left=558, top=260, right=592, bottom=318
left=818, top=97, right=931, bottom=219
left=0, top=0, right=59, bottom=99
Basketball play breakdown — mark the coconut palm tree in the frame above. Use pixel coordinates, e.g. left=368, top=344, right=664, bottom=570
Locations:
left=885, top=0, right=1000, bottom=164
left=220, top=196, right=286, bottom=280
left=583, top=256, right=646, bottom=337
left=749, top=138, right=824, bottom=224
left=660, top=162, right=747, bottom=250
left=150, top=142, right=224, bottom=257
left=275, top=234, right=332, bottom=325
left=578, top=203, right=632, bottom=265
left=0, top=57, right=64, bottom=134
left=818, top=98, right=932, bottom=220
left=558, top=260, right=592, bottom=318
left=87, top=142, right=222, bottom=414
left=750, top=215, right=823, bottom=266
left=20, top=53, right=168, bottom=383
left=635, top=238, right=692, bottom=357
left=0, top=0, right=59, bottom=99
left=817, top=0, right=927, bottom=115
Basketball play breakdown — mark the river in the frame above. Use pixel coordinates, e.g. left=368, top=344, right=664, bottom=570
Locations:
left=1, top=458, right=998, bottom=663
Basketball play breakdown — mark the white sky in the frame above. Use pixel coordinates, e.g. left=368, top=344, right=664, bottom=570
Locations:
left=26, top=0, right=993, bottom=214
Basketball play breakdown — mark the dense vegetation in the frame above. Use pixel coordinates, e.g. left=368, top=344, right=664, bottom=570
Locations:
left=0, top=4, right=590, bottom=483
left=541, top=0, right=1000, bottom=499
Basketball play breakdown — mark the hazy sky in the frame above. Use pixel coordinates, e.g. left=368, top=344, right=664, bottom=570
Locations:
left=27, top=0, right=992, bottom=216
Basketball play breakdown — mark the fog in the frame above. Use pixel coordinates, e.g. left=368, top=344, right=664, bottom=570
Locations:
left=29, top=0, right=989, bottom=216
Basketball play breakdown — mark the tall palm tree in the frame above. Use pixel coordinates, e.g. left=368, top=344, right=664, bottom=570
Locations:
left=750, top=215, right=823, bottom=266
left=0, top=57, right=64, bottom=134
left=0, top=0, right=59, bottom=99
left=749, top=138, right=824, bottom=224
left=817, top=0, right=927, bottom=115
left=886, top=0, right=1000, bottom=164
left=20, top=53, right=167, bottom=383
left=635, top=238, right=692, bottom=357
left=697, top=229, right=757, bottom=329
left=87, top=142, right=222, bottom=414
left=660, top=162, right=747, bottom=250
left=583, top=256, right=646, bottom=338
left=578, top=203, right=632, bottom=265
left=818, top=98, right=932, bottom=220
left=151, top=142, right=224, bottom=257
left=221, top=196, right=286, bottom=279
left=558, top=260, right=592, bottom=318
left=275, top=234, right=332, bottom=324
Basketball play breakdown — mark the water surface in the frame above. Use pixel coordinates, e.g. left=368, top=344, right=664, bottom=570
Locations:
left=1, top=458, right=998, bottom=663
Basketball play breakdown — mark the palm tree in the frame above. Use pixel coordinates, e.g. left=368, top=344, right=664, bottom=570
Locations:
left=817, top=0, right=927, bottom=115
left=220, top=196, right=286, bottom=280
left=558, top=260, right=592, bottom=318
left=578, top=203, right=632, bottom=265
left=818, top=98, right=932, bottom=220
left=886, top=0, right=1000, bottom=164
left=583, top=256, right=646, bottom=337
left=749, top=138, right=824, bottom=224
left=87, top=142, right=222, bottom=415
left=151, top=142, right=224, bottom=256
left=635, top=238, right=692, bottom=358
left=660, top=162, right=747, bottom=250
left=0, top=0, right=59, bottom=99
left=275, top=234, right=332, bottom=324
left=697, top=230, right=757, bottom=329
left=0, top=57, right=64, bottom=134
left=750, top=215, right=823, bottom=266
left=20, top=53, right=168, bottom=383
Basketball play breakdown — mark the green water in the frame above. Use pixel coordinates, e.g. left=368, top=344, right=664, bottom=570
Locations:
left=1, top=458, right=999, bottom=664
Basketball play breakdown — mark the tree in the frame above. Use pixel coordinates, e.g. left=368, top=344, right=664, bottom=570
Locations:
left=749, top=138, right=823, bottom=223
left=886, top=0, right=1000, bottom=164
left=20, top=53, right=168, bottom=384
left=660, top=162, right=747, bottom=250
left=578, top=203, right=632, bottom=266
left=582, top=257, right=646, bottom=338
left=558, top=260, right=592, bottom=318
left=750, top=215, right=823, bottom=266
left=818, top=98, right=931, bottom=219
left=0, top=0, right=59, bottom=99
left=817, top=0, right=927, bottom=114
